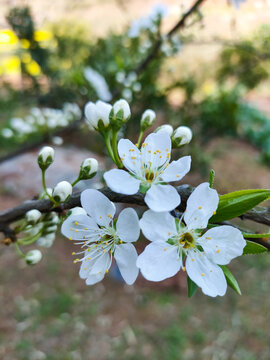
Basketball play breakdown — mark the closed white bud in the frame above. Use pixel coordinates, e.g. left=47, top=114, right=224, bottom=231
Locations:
left=110, top=99, right=131, bottom=129
left=79, top=158, right=98, bottom=180
left=38, top=146, right=55, bottom=170
left=155, top=124, right=174, bottom=136
left=37, top=233, right=56, bottom=248
left=25, top=249, right=42, bottom=265
left=85, top=100, right=112, bottom=131
left=26, top=209, right=42, bottom=224
left=172, top=126, right=192, bottom=147
left=67, top=206, right=87, bottom=217
left=141, top=109, right=156, bottom=131
left=53, top=181, right=72, bottom=202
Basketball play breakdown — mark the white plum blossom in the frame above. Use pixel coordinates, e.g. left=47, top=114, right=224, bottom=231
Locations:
left=2, top=128, right=13, bottom=138
left=84, top=67, right=112, bottom=102
left=68, top=207, right=87, bottom=216
left=26, top=209, right=42, bottom=224
left=155, top=124, right=174, bottom=136
left=39, top=146, right=54, bottom=163
left=25, top=249, right=42, bottom=265
left=85, top=100, right=112, bottom=130
left=137, top=182, right=246, bottom=297
left=61, top=189, right=140, bottom=285
left=79, top=158, right=98, bottom=179
left=37, top=233, right=56, bottom=248
left=172, top=126, right=192, bottom=146
left=112, top=99, right=131, bottom=122
left=104, top=131, right=191, bottom=212
left=141, top=109, right=156, bottom=130
left=53, top=181, right=72, bottom=202
left=229, top=0, right=246, bottom=8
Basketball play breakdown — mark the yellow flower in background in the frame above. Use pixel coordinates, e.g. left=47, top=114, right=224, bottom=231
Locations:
left=21, top=39, right=31, bottom=49
left=25, top=60, right=41, bottom=76
left=0, top=56, right=20, bottom=75
left=0, top=29, right=18, bottom=45
left=34, top=30, right=52, bottom=42
left=202, top=80, right=216, bottom=96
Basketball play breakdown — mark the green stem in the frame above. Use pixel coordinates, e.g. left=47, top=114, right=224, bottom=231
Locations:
left=103, top=131, right=116, bottom=164
left=41, top=170, right=57, bottom=205
left=18, top=229, right=44, bottom=245
left=14, top=243, right=25, bottom=258
left=72, top=177, right=80, bottom=187
left=209, top=169, right=215, bottom=188
left=137, top=130, right=144, bottom=149
left=243, top=232, right=270, bottom=239
left=112, top=129, right=123, bottom=168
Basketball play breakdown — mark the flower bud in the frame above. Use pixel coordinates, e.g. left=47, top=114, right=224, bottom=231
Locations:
left=38, top=146, right=55, bottom=170
left=37, top=233, right=55, bottom=248
left=85, top=100, right=112, bottom=131
left=79, top=158, right=98, bottom=180
left=155, top=124, right=173, bottom=136
left=67, top=207, right=87, bottom=217
left=25, top=249, right=42, bottom=265
left=140, top=109, right=156, bottom=131
left=52, top=181, right=72, bottom=202
left=26, top=209, right=42, bottom=224
left=110, top=99, right=131, bottom=129
left=172, top=126, right=192, bottom=147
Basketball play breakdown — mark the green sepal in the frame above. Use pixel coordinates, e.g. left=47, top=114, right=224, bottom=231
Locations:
left=187, top=276, right=198, bottom=298
left=210, top=189, right=270, bottom=223
left=140, top=182, right=151, bottom=194
left=37, top=154, right=53, bottom=171
left=243, top=240, right=268, bottom=255
left=220, top=265, right=241, bottom=295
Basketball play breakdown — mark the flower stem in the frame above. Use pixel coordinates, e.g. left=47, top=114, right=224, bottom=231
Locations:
left=14, top=242, right=25, bottom=258
left=72, top=177, right=80, bottom=187
left=242, top=232, right=270, bottom=238
left=111, top=129, right=123, bottom=168
left=41, top=170, right=57, bottom=205
left=102, top=131, right=116, bottom=164
left=209, top=169, right=215, bottom=188
left=137, top=130, right=144, bottom=148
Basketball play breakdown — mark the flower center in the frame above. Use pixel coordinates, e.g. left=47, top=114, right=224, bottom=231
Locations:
left=145, top=169, right=155, bottom=182
left=179, top=232, right=195, bottom=249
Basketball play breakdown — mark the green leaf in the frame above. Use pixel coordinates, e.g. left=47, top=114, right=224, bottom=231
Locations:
left=243, top=240, right=268, bottom=255
left=220, top=265, right=241, bottom=295
left=187, top=276, right=198, bottom=298
left=210, top=189, right=270, bottom=223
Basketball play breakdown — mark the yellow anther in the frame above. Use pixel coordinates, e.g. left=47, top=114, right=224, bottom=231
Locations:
left=206, top=237, right=211, bottom=240
left=106, top=269, right=109, bottom=274
left=176, top=175, right=180, bottom=178
left=72, top=252, right=75, bottom=255
left=69, top=237, right=72, bottom=241
left=74, top=221, right=78, bottom=225
left=192, top=258, right=195, bottom=262
left=163, top=247, right=167, bottom=251
left=88, top=257, right=91, bottom=260
left=166, top=148, right=169, bottom=152
left=148, top=150, right=151, bottom=153
left=198, top=206, right=202, bottom=210
left=70, top=227, right=73, bottom=231
left=216, top=249, right=220, bottom=253
left=142, top=143, right=146, bottom=148
left=84, top=267, right=87, bottom=270
left=103, top=249, right=106, bottom=253
left=182, top=266, right=186, bottom=272
left=168, top=232, right=171, bottom=235
left=201, top=273, right=205, bottom=276
left=213, top=211, right=216, bottom=215
left=135, top=143, right=138, bottom=147
left=120, top=240, right=123, bottom=244
left=100, top=216, right=102, bottom=219
left=84, top=227, right=88, bottom=230
left=131, top=156, right=137, bottom=160
left=83, top=236, right=86, bottom=239
left=87, top=248, right=90, bottom=252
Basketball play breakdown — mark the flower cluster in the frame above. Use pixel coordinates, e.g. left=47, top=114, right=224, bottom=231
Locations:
left=1, top=103, right=81, bottom=143
left=59, top=99, right=246, bottom=297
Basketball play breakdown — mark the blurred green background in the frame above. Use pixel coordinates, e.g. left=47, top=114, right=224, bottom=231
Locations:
left=0, top=0, right=270, bottom=359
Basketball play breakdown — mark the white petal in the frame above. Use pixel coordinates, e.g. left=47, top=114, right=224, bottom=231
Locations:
left=161, top=156, right=191, bottom=182
left=81, top=189, right=116, bottom=227
left=199, top=226, right=246, bottom=265
left=85, top=273, right=105, bottom=285
left=116, top=208, right=140, bottom=243
left=61, top=214, right=99, bottom=240
left=79, top=256, right=94, bottom=279
left=140, top=210, right=177, bottom=242
left=89, top=252, right=111, bottom=276
left=104, top=169, right=140, bottom=195
left=141, top=131, right=171, bottom=167
left=118, top=139, right=141, bottom=173
left=114, top=243, right=139, bottom=285
left=145, top=184, right=180, bottom=212
left=184, top=182, right=219, bottom=230
left=186, top=250, right=227, bottom=297
left=136, top=242, right=181, bottom=281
